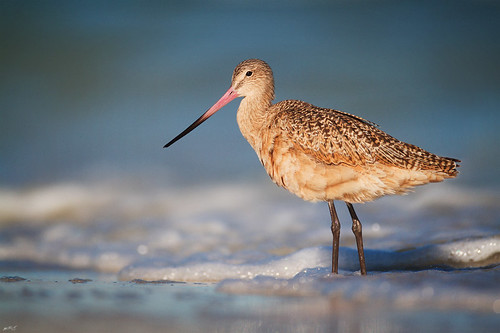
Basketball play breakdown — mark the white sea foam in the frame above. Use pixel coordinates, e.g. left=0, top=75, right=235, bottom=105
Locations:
left=0, top=177, right=499, bottom=278
left=118, top=236, right=500, bottom=282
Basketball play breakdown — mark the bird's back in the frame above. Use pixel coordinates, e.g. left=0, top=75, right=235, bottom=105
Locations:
left=257, top=100, right=460, bottom=203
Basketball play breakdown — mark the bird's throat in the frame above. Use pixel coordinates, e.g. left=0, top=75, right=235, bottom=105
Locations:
left=236, top=97, right=273, bottom=150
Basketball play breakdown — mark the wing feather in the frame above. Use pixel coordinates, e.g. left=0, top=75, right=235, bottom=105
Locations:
left=268, top=100, right=459, bottom=175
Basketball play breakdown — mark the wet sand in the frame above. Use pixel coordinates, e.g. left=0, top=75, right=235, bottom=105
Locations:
left=1, top=270, right=499, bottom=333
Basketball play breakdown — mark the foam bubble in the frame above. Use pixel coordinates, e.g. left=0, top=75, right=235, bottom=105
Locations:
left=119, top=236, right=500, bottom=282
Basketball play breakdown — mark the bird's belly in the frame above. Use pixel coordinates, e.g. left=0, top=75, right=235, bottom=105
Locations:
left=260, top=145, right=431, bottom=204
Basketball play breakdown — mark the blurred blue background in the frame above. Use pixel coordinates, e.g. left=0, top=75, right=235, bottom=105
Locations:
left=1, top=0, right=499, bottom=189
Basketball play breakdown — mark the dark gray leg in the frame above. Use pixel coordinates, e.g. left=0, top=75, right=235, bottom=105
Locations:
left=346, top=202, right=367, bottom=275
left=328, top=200, right=340, bottom=274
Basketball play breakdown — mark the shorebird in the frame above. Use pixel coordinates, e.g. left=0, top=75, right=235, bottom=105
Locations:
left=164, top=59, right=460, bottom=275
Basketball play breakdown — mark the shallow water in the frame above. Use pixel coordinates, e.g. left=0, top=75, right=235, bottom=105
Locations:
left=1, top=271, right=499, bottom=333
left=1, top=0, right=500, bottom=332
left=1, top=177, right=499, bottom=332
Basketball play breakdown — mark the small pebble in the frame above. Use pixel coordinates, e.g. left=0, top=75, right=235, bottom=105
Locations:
left=0, top=276, right=27, bottom=282
left=69, top=278, right=93, bottom=284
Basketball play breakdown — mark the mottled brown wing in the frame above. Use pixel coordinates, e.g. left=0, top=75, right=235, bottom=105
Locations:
left=270, top=100, right=459, bottom=175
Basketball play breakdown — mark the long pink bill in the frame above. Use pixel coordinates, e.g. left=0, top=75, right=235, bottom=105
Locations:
left=164, top=87, right=240, bottom=148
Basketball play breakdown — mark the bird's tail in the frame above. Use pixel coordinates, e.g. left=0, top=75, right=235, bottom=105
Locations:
left=439, top=156, right=461, bottom=178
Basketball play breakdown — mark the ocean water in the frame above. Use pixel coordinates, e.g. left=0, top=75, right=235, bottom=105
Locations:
left=1, top=1, right=500, bottom=332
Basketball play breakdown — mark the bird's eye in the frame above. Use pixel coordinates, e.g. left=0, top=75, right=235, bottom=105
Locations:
left=245, top=71, right=253, bottom=76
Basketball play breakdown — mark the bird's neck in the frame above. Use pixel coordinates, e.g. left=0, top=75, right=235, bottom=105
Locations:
left=236, top=95, right=273, bottom=150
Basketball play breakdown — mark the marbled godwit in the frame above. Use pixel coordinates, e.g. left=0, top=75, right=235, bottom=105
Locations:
left=164, top=59, right=460, bottom=275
